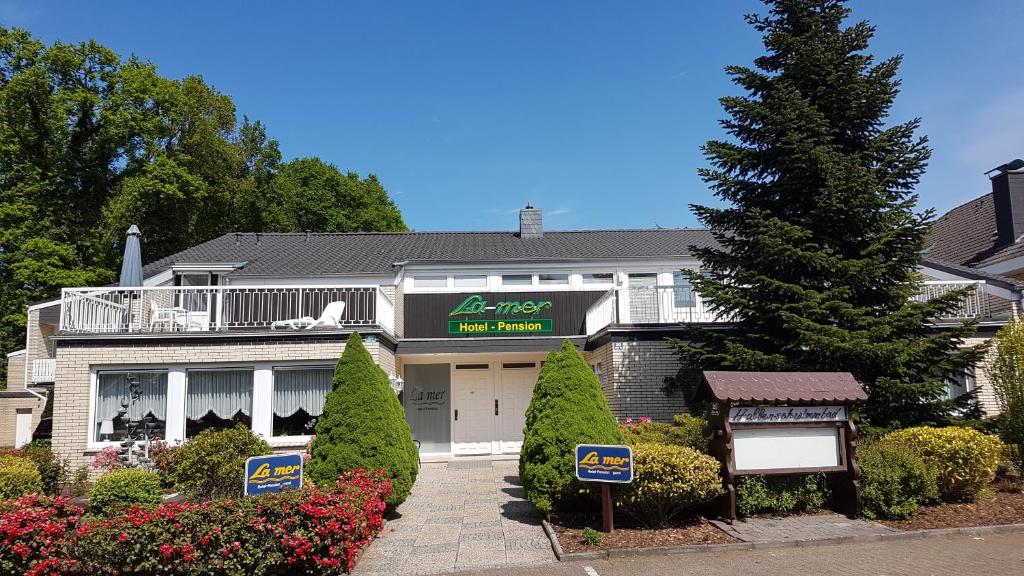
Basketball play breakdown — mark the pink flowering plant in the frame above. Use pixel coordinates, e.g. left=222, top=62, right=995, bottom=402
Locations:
left=90, top=447, right=122, bottom=472
left=0, top=470, right=390, bottom=575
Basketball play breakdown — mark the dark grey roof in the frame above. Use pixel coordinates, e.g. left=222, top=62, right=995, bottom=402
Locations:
left=142, top=229, right=718, bottom=278
left=926, top=193, right=1001, bottom=266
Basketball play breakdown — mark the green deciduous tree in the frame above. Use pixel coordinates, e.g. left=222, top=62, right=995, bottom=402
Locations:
left=0, top=26, right=407, bottom=385
left=520, top=340, right=623, bottom=514
left=985, top=318, right=1024, bottom=469
left=673, top=0, right=983, bottom=428
left=308, top=333, right=418, bottom=508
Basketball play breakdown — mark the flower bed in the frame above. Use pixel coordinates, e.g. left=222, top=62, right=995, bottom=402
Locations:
left=879, top=490, right=1024, bottom=531
left=0, top=470, right=390, bottom=575
left=550, top=514, right=736, bottom=553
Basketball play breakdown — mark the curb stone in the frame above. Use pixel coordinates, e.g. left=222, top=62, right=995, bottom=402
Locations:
left=541, top=521, right=1024, bottom=561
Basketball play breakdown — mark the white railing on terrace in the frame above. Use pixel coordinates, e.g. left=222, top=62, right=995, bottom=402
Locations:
left=912, top=280, right=989, bottom=320
left=59, top=286, right=394, bottom=335
left=31, top=358, right=56, bottom=383
left=585, top=285, right=725, bottom=333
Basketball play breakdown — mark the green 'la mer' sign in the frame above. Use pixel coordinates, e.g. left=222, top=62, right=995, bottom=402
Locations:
left=448, top=294, right=554, bottom=334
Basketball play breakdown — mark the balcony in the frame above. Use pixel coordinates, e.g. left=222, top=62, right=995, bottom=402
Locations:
left=912, top=280, right=1001, bottom=320
left=59, top=286, right=395, bottom=335
left=585, top=285, right=724, bottom=334
left=31, top=358, right=56, bottom=384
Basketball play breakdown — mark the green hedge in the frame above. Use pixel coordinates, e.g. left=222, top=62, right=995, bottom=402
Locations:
left=520, top=340, right=623, bottom=514
left=882, top=426, right=1002, bottom=501
left=89, top=468, right=164, bottom=515
left=0, top=455, right=41, bottom=499
left=172, top=426, right=272, bottom=500
left=618, top=443, right=722, bottom=525
left=308, top=333, right=418, bottom=508
left=736, top=474, right=828, bottom=517
left=859, top=441, right=938, bottom=519
left=621, top=414, right=708, bottom=452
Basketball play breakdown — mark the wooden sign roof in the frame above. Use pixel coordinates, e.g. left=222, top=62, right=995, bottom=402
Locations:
left=696, top=371, right=868, bottom=404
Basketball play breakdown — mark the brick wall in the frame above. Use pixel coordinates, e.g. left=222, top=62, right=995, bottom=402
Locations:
left=6, top=353, right=25, bottom=389
left=51, top=334, right=392, bottom=472
left=964, top=336, right=1001, bottom=416
left=595, top=339, right=689, bottom=422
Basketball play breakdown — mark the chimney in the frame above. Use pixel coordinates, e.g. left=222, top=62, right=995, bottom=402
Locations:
left=990, top=159, right=1024, bottom=246
left=519, top=203, right=543, bottom=239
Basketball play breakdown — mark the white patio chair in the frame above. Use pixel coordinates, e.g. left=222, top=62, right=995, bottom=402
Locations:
left=149, top=300, right=189, bottom=331
left=270, top=301, right=346, bottom=330
left=306, top=301, right=346, bottom=329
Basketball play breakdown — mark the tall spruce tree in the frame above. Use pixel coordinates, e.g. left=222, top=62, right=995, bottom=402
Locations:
left=675, top=0, right=984, bottom=429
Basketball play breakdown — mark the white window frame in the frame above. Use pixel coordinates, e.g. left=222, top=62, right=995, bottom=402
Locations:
left=453, top=274, right=488, bottom=288
left=501, top=273, right=534, bottom=287
left=270, top=364, right=335, bottom=446
left=413, top=275, right=448, bottom=288
left=87, top=361, right=328, bottom=452
left=90, top=369, right=171, bottom=445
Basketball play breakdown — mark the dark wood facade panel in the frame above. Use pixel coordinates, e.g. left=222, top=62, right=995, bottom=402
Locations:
left=403, top=291, right=605, bottom=339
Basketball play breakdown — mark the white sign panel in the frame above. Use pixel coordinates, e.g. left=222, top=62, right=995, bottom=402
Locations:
left=729, top=406, right=846, bottom=423
left=733, top=427, right=841, bottom=471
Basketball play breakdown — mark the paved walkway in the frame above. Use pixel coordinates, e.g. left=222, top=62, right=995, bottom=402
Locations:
left=456, top=531, right=1024, bottom=576
left=710, top=512, right=893, bottom=543
left=355, top=460, right=556, bottom=575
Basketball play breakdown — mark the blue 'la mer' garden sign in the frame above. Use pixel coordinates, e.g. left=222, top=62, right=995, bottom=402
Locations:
left=575, top=444, right=634, bottom=483
left=244, top=453, right=304, bottom=496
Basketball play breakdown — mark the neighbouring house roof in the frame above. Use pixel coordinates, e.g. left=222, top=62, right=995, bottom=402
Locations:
left=924, top=192, right=1024, bottom=268
left=141, top=229, right=719, bottom=278
left=696, top=371, right=868, bottom=404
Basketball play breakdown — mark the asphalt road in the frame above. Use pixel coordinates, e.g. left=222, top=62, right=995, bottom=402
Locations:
left=459, top=531, right=1024, bottom=576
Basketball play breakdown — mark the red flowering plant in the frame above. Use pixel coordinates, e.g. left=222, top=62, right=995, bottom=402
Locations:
left=66, top=469, right=390, bottom=575
left=0, top=494, right=83, bottom=576
left=90, top=447, right=121, bottom=473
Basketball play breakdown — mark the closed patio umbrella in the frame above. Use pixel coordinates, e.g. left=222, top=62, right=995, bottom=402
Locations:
left=119, top=225, right=143, bottom=287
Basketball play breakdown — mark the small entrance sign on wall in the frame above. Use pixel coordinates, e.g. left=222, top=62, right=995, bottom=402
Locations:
left=244, top=453, right=303, bottom=496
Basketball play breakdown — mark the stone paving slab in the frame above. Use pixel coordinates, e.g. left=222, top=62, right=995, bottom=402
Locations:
left=355, top=460, right=555, bottom=575
left=711, top=512, right=894, bottom=543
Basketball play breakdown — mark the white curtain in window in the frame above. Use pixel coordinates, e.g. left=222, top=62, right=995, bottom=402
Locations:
left=273, top=368, right=333, bottom=418
left=186, top=369, right=253, bottom=420
left=95, top=372, right=167, bottom=422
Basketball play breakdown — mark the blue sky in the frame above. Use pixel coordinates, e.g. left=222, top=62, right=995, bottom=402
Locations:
left=2, top=1, right=1022, bottom=232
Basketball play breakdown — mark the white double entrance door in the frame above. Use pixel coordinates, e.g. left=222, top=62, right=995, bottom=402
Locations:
left=451, top=361, right=540, bottom=455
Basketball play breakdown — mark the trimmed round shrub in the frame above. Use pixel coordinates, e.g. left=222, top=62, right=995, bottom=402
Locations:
left=858, top=441, right=938, bottom=519
left=89, top=468, right=163, bottom=514
left=520, top=340, right=624, bottom=514
left=19, top=440, right=66, bottom=496
left=621, top=414, right=708, bottom=452
left=736, top=474, right=827, bottom=517
left=173, top=425, right=272, bottom=500
left=308, top=333, right=418, bottom=508
left=882, top=426, right=1002, bottom=501
left=0, top=455, right=42, bottom=499
left=618, top=443, right=722, bottom=525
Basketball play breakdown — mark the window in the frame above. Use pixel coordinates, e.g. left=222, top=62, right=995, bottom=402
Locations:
left=273, top=367, right=333, bottom=437
left=453, top=274, right=487, bottom=288
left=186, top=369, right=254, bottom=437
left=413, top=275, right=447, bottom=288
left=947, top=370, right=973, bottom=400
left=538, top=273, right=569, bottom=285
left=94, top=371, right=168, bottom=442
left=501, top=274, right=533, bottom=286
left=672, top=271, right=696, bottom=307
left=583, top=273, right=614, bottom=284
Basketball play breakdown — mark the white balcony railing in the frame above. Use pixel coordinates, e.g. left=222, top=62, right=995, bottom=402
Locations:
left=59, top=286, right=394, bottom=335
left=31, top=358, right=56, bottom=383
left=912, top=280, right=989, bottom=320
left=585, top=285, right=725, bottom=333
